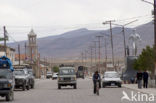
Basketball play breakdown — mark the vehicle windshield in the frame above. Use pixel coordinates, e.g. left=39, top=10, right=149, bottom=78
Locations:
left=47, top=72, right=52, bottom=74
left=59, top=69, right=75, bottom=75
left=104, top=73, right=119, bottom=78
left=78, top=66, right=83, bottom=71
left=28, top=71, right=33, bottom=76
left=28, top=69, right=33, bottom=75
left=0, top=69, right=12, bottom=79
left=14, top=70, right=25, bottom=75
left=53, top=73, right=58, bottom=76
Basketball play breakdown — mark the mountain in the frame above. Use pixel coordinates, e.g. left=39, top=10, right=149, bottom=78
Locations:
left=8, top=22, right=154, bottom=60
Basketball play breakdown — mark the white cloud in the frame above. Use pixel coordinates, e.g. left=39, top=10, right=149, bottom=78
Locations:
left=0, top=4, right=32, bottom=26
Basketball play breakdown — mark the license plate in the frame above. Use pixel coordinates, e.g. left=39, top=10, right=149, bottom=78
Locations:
left=64, top=78, right=70, bottom=81
left=111, top=83, right=115, bottom=86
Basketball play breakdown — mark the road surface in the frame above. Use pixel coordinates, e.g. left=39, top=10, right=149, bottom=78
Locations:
left=0, top=79, right=155, bottom=103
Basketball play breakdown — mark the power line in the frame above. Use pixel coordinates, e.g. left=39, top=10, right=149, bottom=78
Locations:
left=115, top=14, right=152, bottom=22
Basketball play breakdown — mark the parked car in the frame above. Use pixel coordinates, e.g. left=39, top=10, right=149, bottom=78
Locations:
left=102, top=71, right=122, bottom=88
left=52, top=73, right=58, bottom=80
left=58, top=67, right=77, bottom=89
left=46, top=71, right=52, bottom=79
left=27, top=69, right=35, bottom=89
left=0, top=56, right=15, bottom=101
left=14, top=69, right=30, bottom=91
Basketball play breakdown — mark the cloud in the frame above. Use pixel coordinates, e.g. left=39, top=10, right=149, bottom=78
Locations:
left=0, top=3, right=32, bottom=26
left=0, top=0, right=153, bottom=41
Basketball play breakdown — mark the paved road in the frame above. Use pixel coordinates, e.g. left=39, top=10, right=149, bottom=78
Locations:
left=0, top=79, right=155, bottom=103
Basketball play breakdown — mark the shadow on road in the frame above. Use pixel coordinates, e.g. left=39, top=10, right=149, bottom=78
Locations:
left=102, top=86, right=122, bottom=89
left=58, top=88, right=76, bottom=90
left=0, top=99, right=5, bottom=102
left=14, top=89, right=24, bottom=92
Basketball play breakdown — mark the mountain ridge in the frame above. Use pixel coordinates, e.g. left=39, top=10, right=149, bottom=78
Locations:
left=8, top=22, right=154, bottom=60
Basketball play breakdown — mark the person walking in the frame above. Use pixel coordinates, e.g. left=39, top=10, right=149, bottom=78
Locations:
left=143, top=71, right=149, bottom=88
left=136, top=71, right=143, bottom=89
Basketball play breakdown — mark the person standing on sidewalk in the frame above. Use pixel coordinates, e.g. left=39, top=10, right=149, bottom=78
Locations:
left=136, top=71, right=143, bottom=89
left=143, top=71, right=149, bottom=88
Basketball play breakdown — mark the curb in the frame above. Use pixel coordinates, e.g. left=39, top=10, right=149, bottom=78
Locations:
left=122, top=85, right=156, bottom=96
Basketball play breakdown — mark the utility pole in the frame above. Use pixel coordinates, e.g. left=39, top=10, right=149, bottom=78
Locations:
left=44, top=57, right=47, bottom=78
left=3, top=26, right=7, bottom=57
left=104, top=35, right=108, bottom=71
left=96, top=35, right=103, bottom=73
left=89, top=46, right=93, bottom=69
left=37, top=53, right=40, bottom=78
left=122, top=27, right=126, bottom=58
left=25, top=42, right=27, bottom=61
left=93, top=41, right=97, bottom=64
left=51, top=57, right=53, bottom=71
left=18, top=44, right=21, bottom=66
left=103, top=21, right=115, bottom=69
left=81, top=52, right=84, bottom=66
left=84, top=50, right=87, bottom=67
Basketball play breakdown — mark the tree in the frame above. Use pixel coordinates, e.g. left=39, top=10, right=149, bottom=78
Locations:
left=133, top=46, right=155, bottom=72
left=52, top=66, right=59, bottom=73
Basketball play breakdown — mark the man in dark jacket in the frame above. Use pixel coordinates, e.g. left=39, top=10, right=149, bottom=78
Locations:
left=137, top=71, right=143, bottom=89
left=143, top=71, right=149, bottom=88
left=92, top=71, right=101, bottom=94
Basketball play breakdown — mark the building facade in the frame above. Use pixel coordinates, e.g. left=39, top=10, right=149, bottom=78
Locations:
left=0, top=45, right=15, bottom=64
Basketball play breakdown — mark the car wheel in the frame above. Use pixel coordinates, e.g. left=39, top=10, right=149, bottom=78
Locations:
left=58, top=85, right=61, bottom=89
left=11, top=91, right=14, bottom=101
left=6, top=94, right=10, bottom=101
left=118, top=84, right=122, bottom=88
left=103, top=83, right=106, bottom=88
left=31, top=84, right=34, bottom=89
left=6, top=91, right=13, bottom=101
left=22, top=84, right=26, bottom=91
left=26, top=85, right=30, bottom=90
left=74, top=84, right=77, bottom=89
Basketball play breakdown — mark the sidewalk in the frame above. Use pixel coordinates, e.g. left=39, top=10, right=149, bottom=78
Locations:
left=123, top=84, right=156, bottom=96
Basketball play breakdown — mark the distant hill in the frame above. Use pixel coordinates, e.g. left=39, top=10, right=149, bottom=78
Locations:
left=8, top=22, right=154, bottom=60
